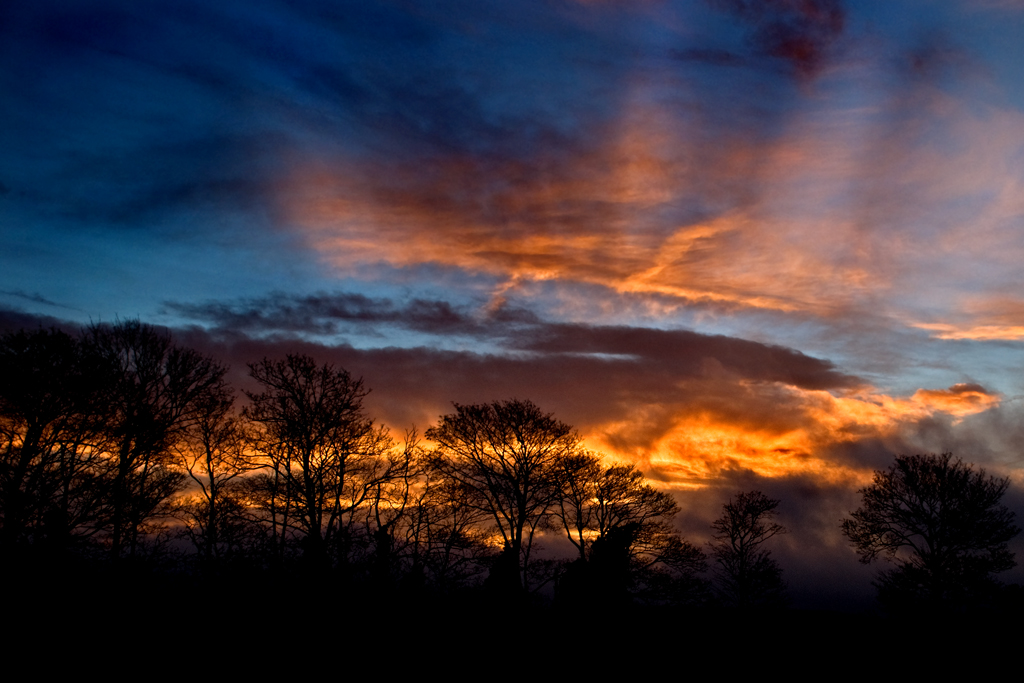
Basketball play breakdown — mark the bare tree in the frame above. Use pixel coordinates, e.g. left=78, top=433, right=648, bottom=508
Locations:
left=355, top=430, right=422, bottom=587
left=87, top=320, right=227, bottom=560
left=708, top=491, right=787, bottom=609
left=244, top=354, right=398, bottom=571
left=552, top=451, right=603, bottom=562
left=555, top=457, right=685, bottom=559
left=553, top=456, right=705, bottom=606
left=842, top=452, right=1019, bottom=611
left=426, top=399, right=580, bottom=593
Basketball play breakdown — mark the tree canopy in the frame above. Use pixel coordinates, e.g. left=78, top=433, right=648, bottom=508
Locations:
left=425, top=398, right=580, bottom=593
left=842, top=452, right=1020, bottom=611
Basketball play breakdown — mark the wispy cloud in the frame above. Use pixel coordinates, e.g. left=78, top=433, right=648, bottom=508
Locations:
left=0, top=290, right=76, bottom=310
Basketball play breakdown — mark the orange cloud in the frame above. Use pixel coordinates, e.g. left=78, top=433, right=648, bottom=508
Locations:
left=281, top=82, right=1024, bottom=339
left=282, top=100, right=892, bottom=317
left=910, top=383, right=1001, bottom=416
left=583, top=382, right=1001, bottom=490
left=915, top=297, right=1024, bottom=340
left=912, top=323, right=1024, bottom=341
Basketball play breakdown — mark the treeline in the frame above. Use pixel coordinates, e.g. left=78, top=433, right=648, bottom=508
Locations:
left=1, top=321, right=1019, bottom=616
left=0, top=321, right=784, bottom=609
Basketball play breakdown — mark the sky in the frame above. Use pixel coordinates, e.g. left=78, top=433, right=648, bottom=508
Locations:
left=4, top=0, right=1024, bottom=605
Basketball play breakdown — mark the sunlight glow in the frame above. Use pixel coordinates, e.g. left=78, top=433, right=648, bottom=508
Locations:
left=580, top=383, right=1001, bottom=489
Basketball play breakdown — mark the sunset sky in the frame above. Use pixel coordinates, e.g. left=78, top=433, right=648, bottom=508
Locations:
left=4, top=0, right=1024, bottom=603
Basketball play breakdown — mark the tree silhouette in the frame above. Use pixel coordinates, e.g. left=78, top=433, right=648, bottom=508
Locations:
left=426, top=399, right=580, bottom=594
left=0, top=327, right=106, bottom=556
left=553, top=455, right=706, bottom=606
left=552, top=450, right=603, bottom=562
left=244, top=354, right=399, bottom=571
left=360, top=430, right=422, bottom=589
left=708, top=490, right=787, bottom=609
left=404, top=467, right=493, bottom=592
left=842, top=452, right=1020, bottom=612
left=87, top=320, right=227, bottom=561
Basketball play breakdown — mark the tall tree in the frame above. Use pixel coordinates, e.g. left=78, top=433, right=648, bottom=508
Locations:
left=842, top=452, right=1019, bottom=611
left=426, top=399, right=580, bottom=593
left=87, top=320, right=227, bottom=560
left=244, top=354, right=397, bottom=570
left=708, top=491, right=787, bottom=609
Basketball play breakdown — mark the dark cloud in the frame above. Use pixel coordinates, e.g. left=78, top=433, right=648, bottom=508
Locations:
left=165, top=291, right=859, bottom=393
left=170, top=326, right=825, bottom=443
left=708, top=0, right=845, bottom=76
left=897, top=401, right=1024, bottom=471
left=520, top=323, right=858, bottom=390
left=163, top=291, right=506, bottom=337
left=0, top=290, right=73, bottom=309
